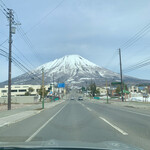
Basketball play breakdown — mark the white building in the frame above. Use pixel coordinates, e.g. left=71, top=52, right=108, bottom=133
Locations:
left=128, top=86, right=139, bottom=93
left=96, top=87, right=107, bottom=95
left=0, top=85, right=49, bottom=97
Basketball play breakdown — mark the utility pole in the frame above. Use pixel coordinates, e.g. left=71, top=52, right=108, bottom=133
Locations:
left=6, top=8, right=20, bottom=110
left=7, top=9, right=13, bottom=110
left=53, top=73, right=55, bottom=98
left=90, top=78, right=92, bottom=100
left=106, top=79, right=108, bottom=104
left=119, top=48, right=124, bottom=102
left=42, top=68, right=44, bottom=109
left=58, top=78, right=60, bottom=99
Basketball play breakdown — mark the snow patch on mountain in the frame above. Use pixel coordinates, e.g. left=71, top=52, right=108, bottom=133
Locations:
left=1, top=54, right=148, bottom=87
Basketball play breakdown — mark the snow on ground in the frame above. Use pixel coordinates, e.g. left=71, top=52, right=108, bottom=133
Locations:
left=127, top=97, right=150, bottom=102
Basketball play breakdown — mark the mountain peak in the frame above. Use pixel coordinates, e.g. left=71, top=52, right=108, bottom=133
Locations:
left=0, top=54, right=146, bottom=87
left=36, top=54, right=99, bottom=71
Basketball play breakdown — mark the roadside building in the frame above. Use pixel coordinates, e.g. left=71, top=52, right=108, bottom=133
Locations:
left=138, top=86, right=147, bottom=94
left=0, top=85, right=49, bottom=97
left=128, top=86, right=139, bottom=93
left=147, top=85, right=150, bottom=94
left=109, top=88, right=116, bottom=96
left=96, top=87, right=107, bottom=96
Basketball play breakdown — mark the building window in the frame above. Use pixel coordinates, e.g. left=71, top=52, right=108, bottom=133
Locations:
left=2, top=90, right=7, bottom=93
left=11, top=90, right=17, bottom=92
left=19, top=89, right=27, bottom=92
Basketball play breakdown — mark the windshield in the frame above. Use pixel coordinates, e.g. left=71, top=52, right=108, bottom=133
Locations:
left=0, top=0, right=150, bottom=150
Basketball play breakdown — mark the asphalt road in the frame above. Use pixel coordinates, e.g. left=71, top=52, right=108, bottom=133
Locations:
left=0, top=94, right=150, bottom=150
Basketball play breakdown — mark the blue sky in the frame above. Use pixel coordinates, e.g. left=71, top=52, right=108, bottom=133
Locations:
left=1, top=0, right=150, bottom=82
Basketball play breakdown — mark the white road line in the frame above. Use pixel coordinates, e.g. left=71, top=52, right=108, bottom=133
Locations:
left=119, top=108, right=150, bottom=117
left=77, top=101, right=85, bottom=106
left=78, top=101, right=128, bottom=135
left=99, top=116, right=128, bottom=135
left=89, top=101, right=150, bottom=117
left=25, top=103, right=67, bottom=142
left=86, top=107, right=92, bottom=111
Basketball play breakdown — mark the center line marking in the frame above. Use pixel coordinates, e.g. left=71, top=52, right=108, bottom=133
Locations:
left=86, top=107, right=92, bottom=111
left=99, top=117, right=128, bottom=135
left=25, top=102, right=68, bottom=142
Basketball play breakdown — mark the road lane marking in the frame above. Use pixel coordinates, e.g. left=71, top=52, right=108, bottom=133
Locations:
left=119, top=108, right=150, bottom=117
left=99, top=117, right=128, bottom=135
left=89, top=100, right=150, bottom=117
left=78, top=100, right=128, bottom=136
left=25, top=102, right=68, bottom=142
left=86, top=107, right=92, bottom=111
left=76, top=100, right=84, bottom=106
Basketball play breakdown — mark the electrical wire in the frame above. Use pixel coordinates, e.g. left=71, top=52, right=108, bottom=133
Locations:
left=122, top=28, right=150, bottom=50
left=104, top=50, right=118, bottom=68
left=25, top=0, right=65, bottom=34
left=120, top=23, right=150, bottom=49
left=123, top=57, right=150, bottom=73
left=0, top=49, right=49, bottom=84
left=0, top=45, right=34, bottom=70
left=16, top=26, right=43, bottom=63
left=0, top=0, right=8, bottom=10
left=12, top=44, right=36, bottom=68
left=0, top=39, right=8, bottom=46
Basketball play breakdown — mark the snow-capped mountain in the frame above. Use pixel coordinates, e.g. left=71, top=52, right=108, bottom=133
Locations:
left=0, top=55, right=149, bottom=87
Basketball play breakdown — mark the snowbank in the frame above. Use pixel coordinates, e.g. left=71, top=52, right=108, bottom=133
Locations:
left=127, top=97, right=150, bottom=102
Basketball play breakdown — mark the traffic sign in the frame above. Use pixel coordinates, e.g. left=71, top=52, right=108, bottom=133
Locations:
left=111, top=82, right=121, bottom=85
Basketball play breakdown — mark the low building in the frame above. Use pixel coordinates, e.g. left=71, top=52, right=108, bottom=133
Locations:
left=138, top=86, right=148, bottom=94
left=0, top=85, right=49, bottom=97
left=147, top=85, right=150, bottom=94
left=96, top=87, right=107, bottom=96
left=128, top=86, right=139, bottom=93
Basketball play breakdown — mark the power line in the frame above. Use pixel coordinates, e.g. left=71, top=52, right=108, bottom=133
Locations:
left=120, top=23, right=150, bottom=51
left=123, top=57, right=150, bottom=73
left=0, top=49, right=39, bottom=79
left=12, top=44, right=36, bottom=68
left=122, top=27, right=150, bottom=50
left=0, top=39, right=8, bottom=46
left=0, top=1, right=42, bottom=66
left=117, top=22, right=150, bottom=75
left=16, top=26, right=43, bottom=63
left=1, top=10, right=40, bottom=68
left=0, top=49, right=49, bottom=84
left=104, top=50, right=118, bottom=68
left=120, top=23, right=150, bottom=48
left=0, top=0, right=8, bottom=9
left=0, top=50, right=33, bottom=75
left=25, top=0, right=65, bottom=34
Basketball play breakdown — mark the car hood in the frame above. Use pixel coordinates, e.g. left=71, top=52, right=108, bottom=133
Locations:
left=0, top=140, right=143, bottom=150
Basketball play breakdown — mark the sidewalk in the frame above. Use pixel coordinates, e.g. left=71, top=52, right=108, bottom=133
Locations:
left=0, top=100, right=65, bottom=128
